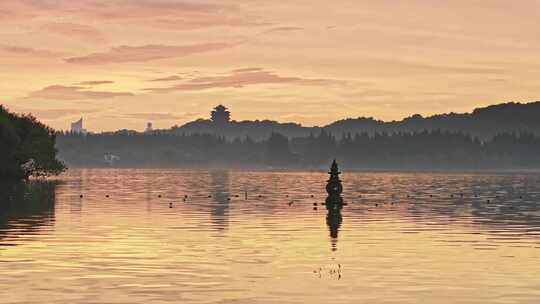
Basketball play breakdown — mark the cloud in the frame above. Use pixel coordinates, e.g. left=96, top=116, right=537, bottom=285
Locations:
left=43, top=22, right=106, bottom=43
left=125, top=112, right=197, bottom=121
left=75, top=80, right=115, bottom=85
left=7, top=106, right=100, bottom=120
left=0, top=1, right=266, bottom=30
left=264, top=26, right=304, bottom=34
left=232, top=67, right=264, bottom=73
left=148, top=16, right=269, bottom=31
left=0, top=45, right=60, bottom=57
left=144, top=68, right=343, bottom=93
left=341, top=89, right=397, bottom=99
left=150, top=75, right=183, bottom=82
left=65, top=42, right=237, bottom=64
left=29, top=85, right=133, bottom=100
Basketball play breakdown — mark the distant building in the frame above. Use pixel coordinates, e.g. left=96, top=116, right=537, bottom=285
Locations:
left=71, top=118, right=87, bottom=134
left=104, top=154, right=120, bottom=165
left=211, top=105, right=231, bottom=124
left=145, top=122, right=153, bottom=133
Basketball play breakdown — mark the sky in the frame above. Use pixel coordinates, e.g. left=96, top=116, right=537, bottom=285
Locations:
left=1, top=0, right=540, bottom=132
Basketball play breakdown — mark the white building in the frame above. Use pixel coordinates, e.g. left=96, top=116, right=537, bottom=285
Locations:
left=104, top=154, right=120, bottom=165
left=71, top=118, right=87, bottom=134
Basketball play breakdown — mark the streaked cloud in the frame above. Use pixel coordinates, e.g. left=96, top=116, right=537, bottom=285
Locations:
left=3, top=0, right=540, bottom=131
left=75, top=80, right=115, bottom=85
left=264, top=26, right=304, bottom=34
left=145, top=68, right=344, bottom=93
left=29, top=85, right=133, bottom=100
left=65, top=43, right=237, bottom=64
left=150, top=76, right=183, bottom=82
left=232, top=67, right=264, bottom=73
left=43, top=22, right=106, bottom=43
left=0, top=45, right=60, bottom=58
left=125, top=112, right=198, bottom=121
left=6, top=106, right=100, bottom=120
left=0, top=1, right=265, bottom=30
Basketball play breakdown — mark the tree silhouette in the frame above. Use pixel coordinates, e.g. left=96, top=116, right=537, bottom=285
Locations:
left=172, top=101, right=540, bottom=141
left=0, top=106, right=65, bottom=180
left=265, top=132, right=293, bottom=165
left=56, top=129, right=540, bottom=169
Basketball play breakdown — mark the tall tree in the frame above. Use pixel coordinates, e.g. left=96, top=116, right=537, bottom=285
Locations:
left=0, top=106, right=65, bottom=180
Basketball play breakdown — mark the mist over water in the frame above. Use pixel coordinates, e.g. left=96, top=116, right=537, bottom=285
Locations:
left=1, top=169, right=540, bottom=303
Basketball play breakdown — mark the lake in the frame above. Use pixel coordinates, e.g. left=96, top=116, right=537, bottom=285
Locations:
left=1, top=169, right=540, bottom=303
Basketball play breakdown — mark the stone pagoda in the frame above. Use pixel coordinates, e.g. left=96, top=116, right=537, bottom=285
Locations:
left=325, top=159, right=344, bottom=208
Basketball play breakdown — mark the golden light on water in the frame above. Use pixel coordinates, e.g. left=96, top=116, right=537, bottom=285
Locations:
left=1, top=169, right=539, bottom=303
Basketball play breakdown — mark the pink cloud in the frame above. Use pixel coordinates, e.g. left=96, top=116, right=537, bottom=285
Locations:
left=6, top=106, right=100, bottom=120
left=65, top=42, right=237, bottom=64
left=1, top=1, right=266, bottom=30
left=150, top=75, right=183, bottom=82
left=0, top=45, right=60, bottom=57
left=75, top=80, right=115, bottom=85
left=232, top=67, right=264, bottom=73
left=148, top=16, right=269, bottom=31
left=43, top=22, right=106, bottom=43
left=144, top=68, right=343, bottom=92
left=125, top=112, right=197, bottom=121
left=264, top=26, right=304, bottom=34
left=30, top=85, right=133, bottom=100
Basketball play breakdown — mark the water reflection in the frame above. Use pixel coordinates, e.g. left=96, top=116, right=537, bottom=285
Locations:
left=0, top=181, right=57, bottom=246
left=326, top=205, right=343, bottom=252
left=345, top=173, right=540, bottom=236
left=70, top=169, right=83, bottom=215
left=209, top=170, right=230, bottom=231
left=1, top=170, right=539, bottom=304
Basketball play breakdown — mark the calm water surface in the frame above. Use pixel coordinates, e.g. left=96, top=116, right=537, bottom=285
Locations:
left=1, top=169, right=540, bottom=303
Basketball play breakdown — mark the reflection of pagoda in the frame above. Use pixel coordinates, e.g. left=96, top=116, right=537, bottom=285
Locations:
left=209, top=170, right=230, bottom=231
left=326, top=211, right=342, bottom=252
left=325, top=160, right=344, bottom=251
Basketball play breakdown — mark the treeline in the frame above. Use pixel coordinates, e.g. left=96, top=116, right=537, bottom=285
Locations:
left=326, top=101, right=540, bottom=140
left=0, top=106, right=65, bottom=180
left=169, top=101, right=540, bottom=140
left=56, top=130, right=540, bottom=170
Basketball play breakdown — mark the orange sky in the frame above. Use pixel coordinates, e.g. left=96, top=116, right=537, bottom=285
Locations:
left=1, top=0, right=540, bottom=131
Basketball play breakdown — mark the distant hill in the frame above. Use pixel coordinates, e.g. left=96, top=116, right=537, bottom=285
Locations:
left=55, top=102, right=540, bottom=169
left=171, top=118, right=317, bottom=140
left=169, top=101, right=540, bottom=140
left=325, top=101, right=540, bottom=139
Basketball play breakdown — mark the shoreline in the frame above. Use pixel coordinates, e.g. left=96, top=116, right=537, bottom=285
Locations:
left=58, top=166, right=540, bottom=175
